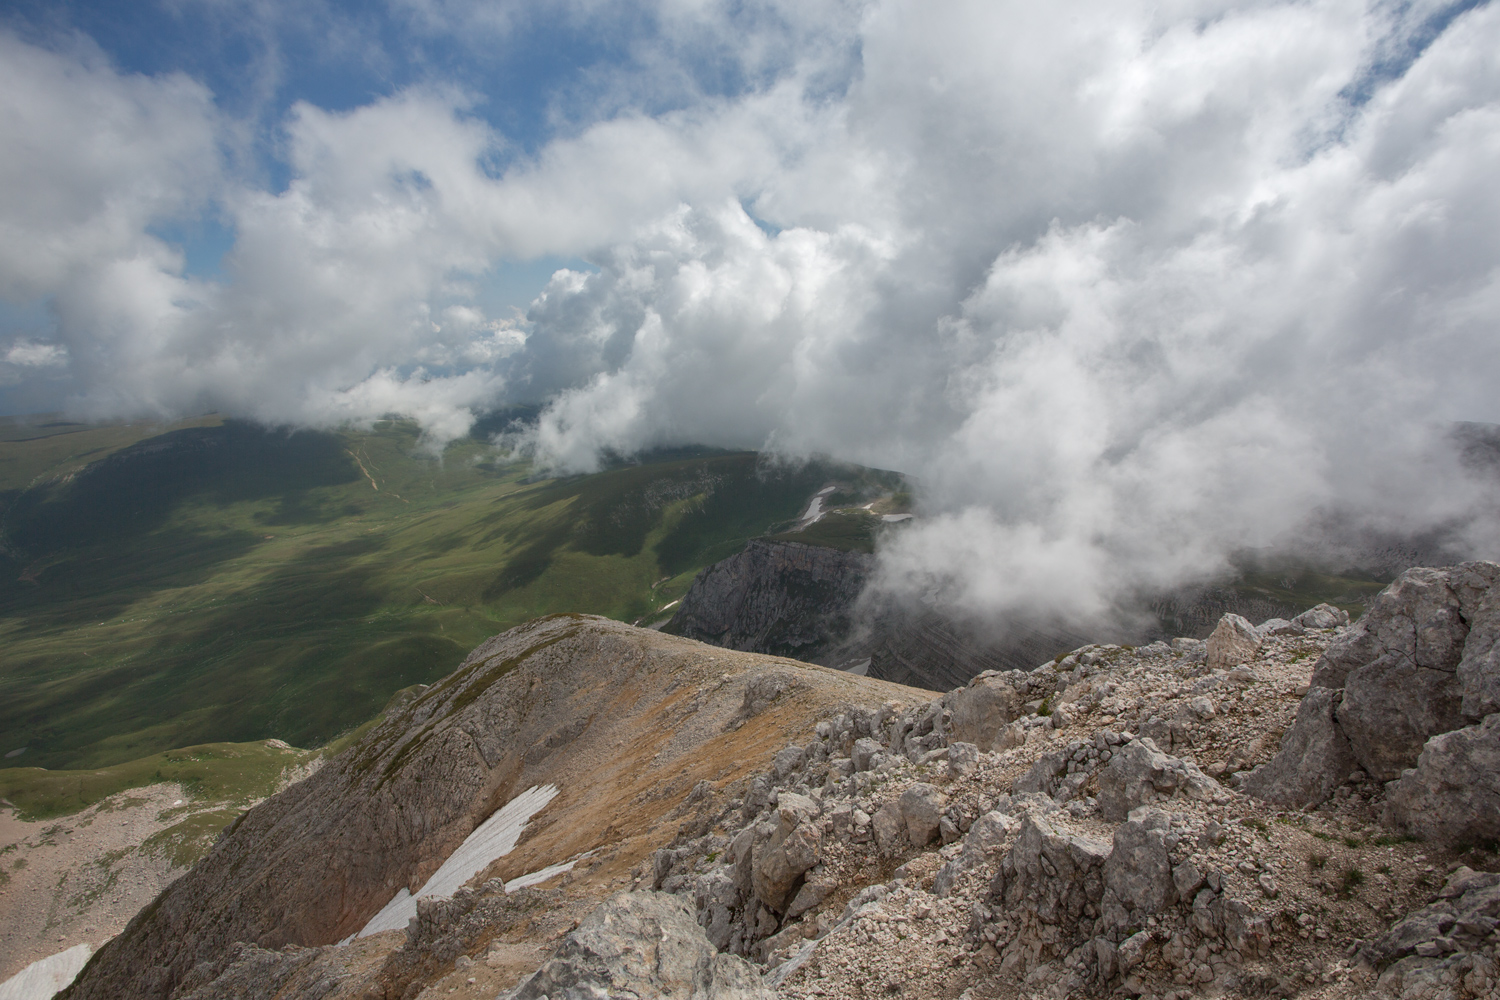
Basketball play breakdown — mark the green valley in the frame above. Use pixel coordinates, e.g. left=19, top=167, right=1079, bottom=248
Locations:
left=0, top=415, right=875, bottom=770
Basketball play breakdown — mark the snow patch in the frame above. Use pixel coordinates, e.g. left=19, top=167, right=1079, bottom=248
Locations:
left=797, top=486, right=837, bottom=528
left=504, top=860, right=577, bottom=891
left=880, top=513, right=912, bottom=523
left=0, top=943, right=92, bottom=1000
left=353, top=784, right=559, bottom=939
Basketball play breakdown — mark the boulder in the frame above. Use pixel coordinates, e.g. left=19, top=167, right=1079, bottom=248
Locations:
left=1101, top=808, right=1177, bottom=932
left=947, top=741, right=980, bottom=779
left=1294, top=603, right=1350, bottom=630
left=772, top=745, right=806, bottom=779
left=1206, top=614, right=1261, bottom=671
left=989, top=815, right=1110, bottom=926
left=871, top=801, right=906, bottom=855
left=947, top=674, right=1023, bottom=751
left=505, top=891, right=773, bottom=1000
left=851, top=737, right=884, bottom=772
left=1328, top=568, right=1471, bottom=779
left=750, top=794, right=822, bottom=912
left=1241, top=686, right=1359, bottom=809
left=1452, top=562, right=1500, bottom=719
left=1257, top=617, right=1304, bottom=637
left=1096, top=738, right=1224, bottom=822
left=894, top=783, right=946, bottom=847
left=1382, top=714, right=1500, bottom=847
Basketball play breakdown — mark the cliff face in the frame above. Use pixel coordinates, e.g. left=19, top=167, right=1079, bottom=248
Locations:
left=665, top=539, right=1109, bottom=689
left=665, top=539, right=875, bottom=661
left=60, top=615, right=932, bottom=1000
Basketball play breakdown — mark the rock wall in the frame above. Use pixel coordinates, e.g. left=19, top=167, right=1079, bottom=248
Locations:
left=665, top=540, right=874, bottom=661
left=1244, top=562, right=1500, bottom=848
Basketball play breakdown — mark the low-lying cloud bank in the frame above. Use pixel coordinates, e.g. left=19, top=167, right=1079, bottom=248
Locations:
left=3, top=0, right=1499, bottom=616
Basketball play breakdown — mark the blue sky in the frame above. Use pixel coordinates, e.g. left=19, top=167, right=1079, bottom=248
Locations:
left=1, top=0, right=1498, bottom=613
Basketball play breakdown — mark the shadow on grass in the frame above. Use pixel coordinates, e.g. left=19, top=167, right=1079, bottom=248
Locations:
left=0, top=535, right=465, bottom=769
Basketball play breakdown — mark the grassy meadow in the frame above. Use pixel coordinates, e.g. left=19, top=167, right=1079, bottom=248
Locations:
left=0, top=415, right=873, bottom=770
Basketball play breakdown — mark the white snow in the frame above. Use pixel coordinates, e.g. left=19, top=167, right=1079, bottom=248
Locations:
left=880, top=513, right=912, bottom=523
left=797, top=486, right=837, bottom=528
left=0, top=943, right=92, bottom=1000
left=353, top=784, right=559, bottom=939
left=504, top=860, right=577, bottom=891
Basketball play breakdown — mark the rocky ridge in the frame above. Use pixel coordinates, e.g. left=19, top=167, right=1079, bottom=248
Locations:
left=57, top=567, right=1500, bottom=1000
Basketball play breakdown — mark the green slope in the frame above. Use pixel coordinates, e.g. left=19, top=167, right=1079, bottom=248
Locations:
left=0, top=416, right=861, bottom=769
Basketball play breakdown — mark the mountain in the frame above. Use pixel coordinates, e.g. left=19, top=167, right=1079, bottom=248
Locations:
left=43, top=565, right=1500, bottom=1000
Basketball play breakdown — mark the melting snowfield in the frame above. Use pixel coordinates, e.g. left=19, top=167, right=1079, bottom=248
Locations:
left=0, top=944, right=92, bottom=1000
left=355, top=785, right=560, bottom=938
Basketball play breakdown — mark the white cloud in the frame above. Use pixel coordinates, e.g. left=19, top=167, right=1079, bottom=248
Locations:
left=1, top=0, right=1498, bottom=617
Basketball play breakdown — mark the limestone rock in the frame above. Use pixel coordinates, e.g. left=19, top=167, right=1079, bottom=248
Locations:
left=871, top=801, right=905, bottom=855
left=989, top=815, right=1110, bottom=926
left=505, top=891, right=773, bottom=1000
left=897, top=783, right=947, bottom=847
left=1383, top=714, right=1500, bottom=847
left=947, top=741, right=980, bottom=779
left=1096, top=738, right=1224, bottom=822
left=1206, top=614, right=1261, bottom=671
left=1241, top=686, right=1359, bottom=809
left=1101, top=808, right=1177, bottom=932
left=933, top=811, right=1019, bottom=898
left=1452, top=561, right=1500, bottom=719
left=1294, top=603, right=1350, bottom=630
left=851, top=737, right=884, bottom=772
left=947, top=674, right=1023, bottom=751
left=1329, top=567, right=1472, bottom=779
left=1359, top=868, right=1500, bottom=971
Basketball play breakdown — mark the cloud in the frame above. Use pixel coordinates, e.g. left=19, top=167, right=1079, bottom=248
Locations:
left=1, top=0, right=1498, bottom=616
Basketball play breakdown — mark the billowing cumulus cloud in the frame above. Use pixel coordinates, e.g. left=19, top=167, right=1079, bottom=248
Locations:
left=2, top=0, right=1498, bottom=614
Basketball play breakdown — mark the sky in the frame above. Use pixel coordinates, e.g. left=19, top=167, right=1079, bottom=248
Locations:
left=2, top=0, right=1499, bottom=619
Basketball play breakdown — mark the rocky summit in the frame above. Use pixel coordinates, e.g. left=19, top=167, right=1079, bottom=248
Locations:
left=57, top=566, right=1500, bottom=1000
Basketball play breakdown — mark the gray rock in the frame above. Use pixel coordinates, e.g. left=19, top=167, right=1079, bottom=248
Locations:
left=898, top=783, right=947, bottom=847
left=506, top=891, right=773, bottom=1000
left=947, top=675, right=1023, bottom=751
left=871, top=800, right=906, bottom=855
left=1332, top=568, right=1474, bottom=779
left=851, top=737, right=884, bottom=772
left=1452, top=562, right=1500, bottom=719
left=1294, top=603, right=1350, bottom=630
left=693, top=872, right=741, bottom=951
left=1383, top=714, right=1500, bottom=847
left=773, top=744, right=806, bottom=779
left=1359, top=867, right=1500, bottom=970
left=1257, top=617, right=1304, bottom=637
left=1206, top=614, right=1261, bottom=671
left=1241, top=686, right=1359, bottom=809
left=933, top=811, right=1019, bottom=898
left=751, top=795, right=822, bottom=913
left=947, top=741, right=980, bottom=779
left=989, top=815, right=1110, bottom=926
left=1096, top=738, right=1224, bottom=822
left=1101, top=807, right=1177, bottom=932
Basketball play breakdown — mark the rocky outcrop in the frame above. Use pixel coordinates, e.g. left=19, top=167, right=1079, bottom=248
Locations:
left=57, top=579, right=1500, bottom=1000
left=500, top=891, right=772, bottom=1000
left=665, top=540, right=873, bottom=660
left=1239, top=686, right=1358, bottom=809
left=1206, top=613, right=1261, bottom=671
left=60, top=616, right=932, bottom=1000
left=1383, top=714, right=1500, bottom=846
left=1244, top=562, right=1500, bottom=841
